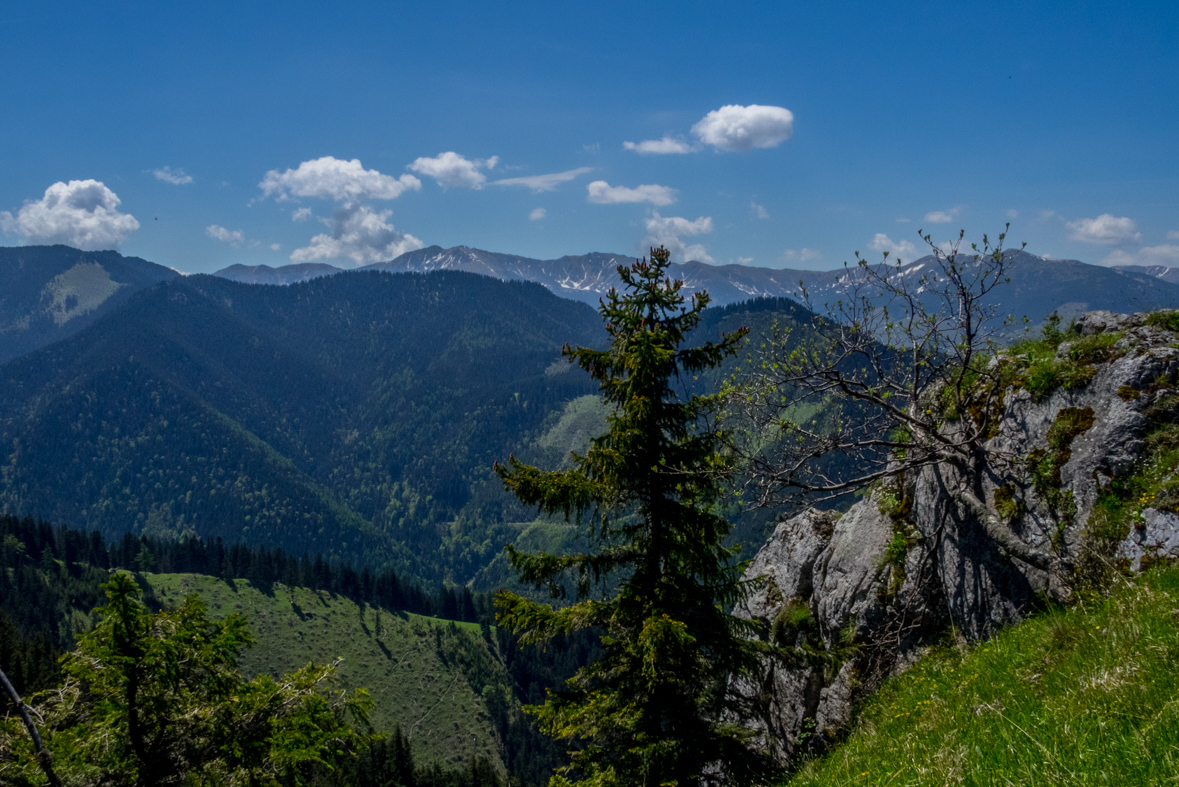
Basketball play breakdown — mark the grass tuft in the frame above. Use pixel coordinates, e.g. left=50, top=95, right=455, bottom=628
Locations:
left=785, top=565, right=1179, bottom=786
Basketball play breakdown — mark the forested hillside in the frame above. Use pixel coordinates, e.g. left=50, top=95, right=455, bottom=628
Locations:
left=0, top=513, right=600, bottom=784
left=0, top=245, right=178, bottom=364
left=0, top=267, right=813, bottom=585
left=0, top=270, right=607, bottom=583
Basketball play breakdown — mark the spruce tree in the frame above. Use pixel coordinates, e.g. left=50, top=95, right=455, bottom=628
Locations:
left=494, top=247, right=772, bottom=787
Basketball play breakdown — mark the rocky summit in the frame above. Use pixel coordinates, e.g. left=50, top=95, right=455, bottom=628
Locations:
left=737, top=309, right=1179, bottom=765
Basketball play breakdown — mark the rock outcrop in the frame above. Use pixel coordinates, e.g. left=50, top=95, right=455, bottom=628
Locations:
left=738, top=310, right=1179, bottom=763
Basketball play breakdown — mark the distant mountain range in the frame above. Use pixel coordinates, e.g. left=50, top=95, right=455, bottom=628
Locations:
left=213, top=261, right=345, bottom=285
left=5, top=244, right=1179, bottom=367
left=213, top=245, right=1179, bottom=327
left=1110, top=264, right=1179, bottom=285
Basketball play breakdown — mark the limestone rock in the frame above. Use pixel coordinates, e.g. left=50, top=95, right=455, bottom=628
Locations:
left=1119, top=509, right=1179, bottom=571
left=738, top=308, right=1179, bottom=765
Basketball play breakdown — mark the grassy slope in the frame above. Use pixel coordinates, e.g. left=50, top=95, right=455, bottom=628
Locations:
left=145, top=573, right=504, bottom=773
left=786, top=565, right=1179, bottom=786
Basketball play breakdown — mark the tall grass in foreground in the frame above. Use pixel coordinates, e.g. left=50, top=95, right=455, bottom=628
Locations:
left=786, top=565, right=1179, bottom=786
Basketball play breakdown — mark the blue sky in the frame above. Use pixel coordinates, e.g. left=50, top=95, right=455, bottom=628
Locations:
left=1, top=0, right=1175, bottom=274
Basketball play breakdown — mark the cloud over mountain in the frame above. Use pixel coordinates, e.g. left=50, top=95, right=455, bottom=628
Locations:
left=0, top=179, right=140, bottom=250
left=1067, top=214, right=1141, bottom=245
left=691, top=104, right=794, bottom=152
left=642, top=213, right=714, bottom=263
left=408, top=152, right=499, bottom=189
left=586, top=181, right=677, bottom=206
left=869, top=233, right=917, bottom=259
left=1102, top=245, right=1179, bottom=268
left=206, top=225, right=246, bottom=247
left=290, top=203, right=422, bottom=265
left=260, top=157, right=421, bottom=202
left=924, top=207, right=960, bottom=223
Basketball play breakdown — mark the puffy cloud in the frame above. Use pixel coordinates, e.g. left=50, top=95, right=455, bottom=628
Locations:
left=924, top=207, right=960, bottom=223
left=1101, top=245, right=1179, bottom=267
left=752, top=202, right=769, bottom=219
left=270, top=243, right=282, bottom=251
left=1007, top=209, right=1019, bottom=219
left=290, top=204, right=423, bottom=265
left=491, top=167, right=593, bottom=192
left=206, top=225, right=246, bottom=247
left=691, top=104, right=794, bottom=152
left=586, top=180, right=677, bottom=206
left=622, top=136, right=694, bottom=155
left=1168, top=230, right=1179, bottom=240
left=1066, top=214, right=1141, bottom=245
left=529, top=208, right=547, bottom=221
left=260, top=156, right=420, bottom=202
left=0, top=179, right=139, bottom=250
left=408, top=151, right=499, bottom=189
left=291, top=207, right=312, bottom=222
left=783, top=248, right=822, bottom=264
left=641, top=213, right=714, bottom=263
left=152, top=166, right=193, bottom=185
left=869, top=233, right=917, bottom=259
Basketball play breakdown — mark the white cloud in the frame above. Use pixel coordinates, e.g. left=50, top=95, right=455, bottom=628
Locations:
left=152, top=166, right=193, bottom=185
left=491, top=167, right=593, bottom=192
left=529, top=208, right=547, bottom=221
left=1167, top=230, right=1179, bottom=240
left=1101, top=245, right=1179, bottom=268
left=408, top=151, right=499, bottom=189
left=1066, top=214, right=1141, bottom=245
left=586, top=180, right=677, bottom=206
left=0, top=180, right=139, bottom=250
left=206, top=225, right=246, bottom=247
left=290, top=204, right=423, bottom=265
left=270, top=243, right=281, bottom=251
left=1007, top=209, right=1019, bottom=219
left=260, top=156, right=421, bottom=202
left=869, top=233, right=917, bottom=259
left=292, top=207, right=312, bottom=222
left=691, top=104, right=794, bottom=152
left=783, top=248, right=822, bottom=264
left=924, top=207, right=961, bottom=223
left=641, top=213, right=714, bottom=263
left=622, top=136, right=694, bottom=154
left=737, top=256, right=754, bottom=264
left=896, top=217, right=911, bottom=223
left=751, top=202, right=769, bottom=219
left=583, top=143, right=600, bottom=154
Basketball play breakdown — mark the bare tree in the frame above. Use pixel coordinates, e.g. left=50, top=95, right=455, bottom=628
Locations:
left=730, top=226, right=1063, bottom=573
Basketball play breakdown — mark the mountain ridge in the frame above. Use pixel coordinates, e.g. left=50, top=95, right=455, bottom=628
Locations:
left=211, top=245, right=1179, bottom=324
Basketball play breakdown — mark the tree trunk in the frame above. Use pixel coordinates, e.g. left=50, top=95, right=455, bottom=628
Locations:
left=0, top=666, right=62, bottom=787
